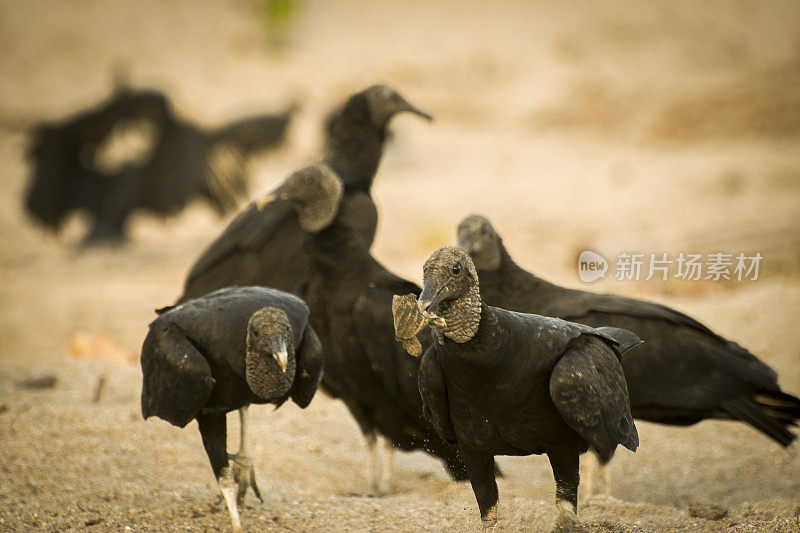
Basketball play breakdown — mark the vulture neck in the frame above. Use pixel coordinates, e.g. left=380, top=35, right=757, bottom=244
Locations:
left=323, top=119, right=385, bottom=193
left=478, top=243, right=548, bottom=299
left=436, top=283, right=482, bottom=343
left=307, top=216, right=372, bottom=279
left=245, top=340, right=294, bottom=399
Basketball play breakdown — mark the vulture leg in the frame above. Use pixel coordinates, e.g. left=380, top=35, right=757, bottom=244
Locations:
left=596, top=458, right=610, bottom=497
left=365, top=431, right=382, bottom=495
left=459, top=446, right=499, bottom=531
left=580, top=452, right=594, bottom=499
left=581, top=450, right=610, bottom=499
left=197, top=413, right=242, bottom=532
left=229, top=405, right=263, bottom=506
left=364, top=432, right=394, bottom=495
left=346, top=403, right=385, bottom=495
left=379, top=437, right=394, bottom=494
left=548, top=452, right=583, bottom=533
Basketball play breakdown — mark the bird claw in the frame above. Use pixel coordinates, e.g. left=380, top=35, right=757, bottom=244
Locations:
left=481, top=506, right=498, bottom=531
left=228, top=453, right=263, bottom=506
left=551, top=505, right=584, bottom=533
left=250, top=468, right=263, bottom=503
left=392, top=293, right=446, bottom=356
left=367, top=481, right=387, bottom=498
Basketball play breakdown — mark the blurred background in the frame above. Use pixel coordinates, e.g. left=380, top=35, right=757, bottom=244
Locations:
left=1, top=1, right=799, bottom=531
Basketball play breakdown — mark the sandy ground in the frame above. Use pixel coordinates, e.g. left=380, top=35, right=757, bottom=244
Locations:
left=1, top=1, right=800, bottom=531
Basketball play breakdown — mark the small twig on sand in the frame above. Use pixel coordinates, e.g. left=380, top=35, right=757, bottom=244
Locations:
left=92, top=373, right=107, bottom=403
left=17, top=375, right=58, bottom=390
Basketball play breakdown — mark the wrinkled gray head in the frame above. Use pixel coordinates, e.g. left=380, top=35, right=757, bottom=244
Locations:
left=457, top=214, right=502, bottom=271
left=362, top=85, right=433, bottom=127
left=418, top=247, right=482, bottom=343
left=257, top=164, right=343, bottom=233
left=246, top=307, right=296, bottom=399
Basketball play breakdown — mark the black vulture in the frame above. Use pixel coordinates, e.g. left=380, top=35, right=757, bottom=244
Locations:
left=25, top=87, right=169, bottom=234
left=412, top=246, right=640, bottom=531
left=457, top=214, right=800, bottom=495
left=25, top=86, right=294, bottom=245
left=176, top=85, right=432, bottom=302
left=258, top=164, right=471, bottom=493
left=140, top=286, right=323, bottom=532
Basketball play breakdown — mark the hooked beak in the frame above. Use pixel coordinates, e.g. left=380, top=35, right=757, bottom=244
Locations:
left=270, top=336, right=289, bottom=373
left=457, top=230, right=479, bottom=254
left=397, top=97, right=433, bottom=121
left=417, top=279, right=445, bottom=315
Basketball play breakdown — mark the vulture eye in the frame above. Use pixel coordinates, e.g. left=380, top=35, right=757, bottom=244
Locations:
left=452, top=263, right=462, bottom=275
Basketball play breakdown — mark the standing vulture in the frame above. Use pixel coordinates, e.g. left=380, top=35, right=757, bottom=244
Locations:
left=176, top=85, right=432, bottom=302
left=25, top=86, right=293, bottom=245
left=411, top=247, right=640, bottom=531
left=457, top=214, right=800, bottom=494
left=257, top=165, right=471, bottom=493
left=140, top=286, right=323, bottom=532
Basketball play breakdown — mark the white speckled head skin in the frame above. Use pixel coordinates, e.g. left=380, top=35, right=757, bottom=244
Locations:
left=258, top=164, right=344, bottom=233
left=245, top=307, right=296, bottom=399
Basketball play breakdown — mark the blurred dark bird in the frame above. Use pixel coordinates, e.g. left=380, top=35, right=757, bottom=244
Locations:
left=141, top=286, right=323, bottom=532
left=24, top=87, right=168, bottom=234
left=260, top=165, right=470, bottom=493
left=25, top=86, right=293, bottom=245
left=175, top=85, right=432, bottom=303
left=415, top=246, right=640, bottom=531
left=457, top=214, right=800, bottom=495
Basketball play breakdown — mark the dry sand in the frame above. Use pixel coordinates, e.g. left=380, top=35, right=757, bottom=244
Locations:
left=1, top=1, right=799, bottom=531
